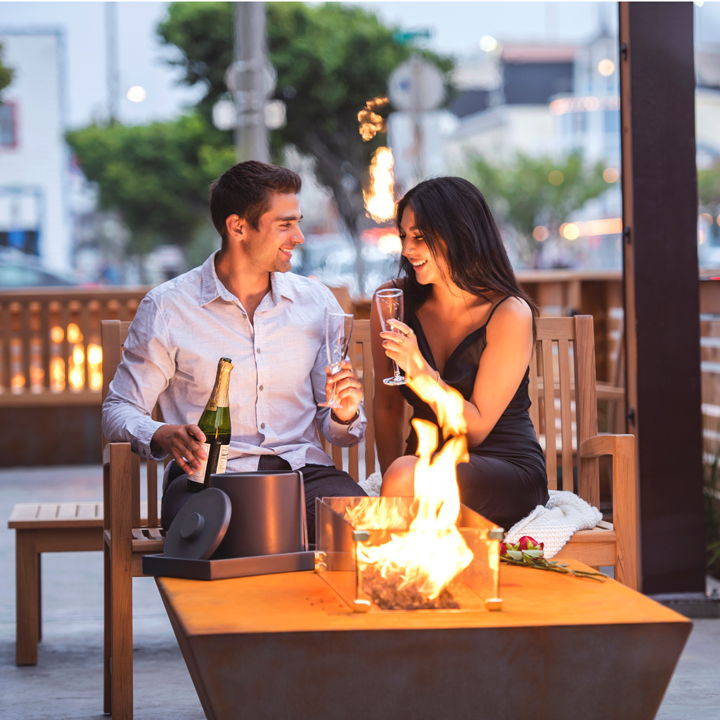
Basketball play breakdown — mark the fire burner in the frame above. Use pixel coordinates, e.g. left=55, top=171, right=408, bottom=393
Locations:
left=315, top=496, right=503, bottom=613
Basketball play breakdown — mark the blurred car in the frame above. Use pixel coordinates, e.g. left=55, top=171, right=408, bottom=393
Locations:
left=0, top=248, right=78, bottom=288
left=297, top=234, right=401, bottom=297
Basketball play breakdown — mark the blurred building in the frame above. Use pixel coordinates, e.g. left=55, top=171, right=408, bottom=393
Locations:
left=0, top=28, right=74, bottom=273
left=549, top=31, right=620, bottom=164
left=445, top=43, right=574, bottom=167
left=695, top=41, right=720, bottom=170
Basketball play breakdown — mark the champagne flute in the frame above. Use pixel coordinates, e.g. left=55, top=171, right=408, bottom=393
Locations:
left=318, top=311, right=354, bottom=408
left=375, top=288, right=408, bottom=386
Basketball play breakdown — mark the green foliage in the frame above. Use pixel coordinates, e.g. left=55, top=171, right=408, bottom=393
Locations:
left=0, top=43, right=15, bottom=97
left=699, top=163, right=720, bottom=210
left=464, top=152, right=608, bottom=266
left=66, top=114, right=235, bottom=255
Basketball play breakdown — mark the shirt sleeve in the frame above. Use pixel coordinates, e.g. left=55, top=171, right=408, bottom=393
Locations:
left=311, top=290, right=367, bottom=447
left=101, top=293, right=174, bottom=460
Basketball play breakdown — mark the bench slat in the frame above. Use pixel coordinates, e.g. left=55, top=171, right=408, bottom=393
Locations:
left=9, top=502, right=104, bottom=529
left=56, top=504, right=79, bottom=519
left=37, top=504, right=59, bottom=520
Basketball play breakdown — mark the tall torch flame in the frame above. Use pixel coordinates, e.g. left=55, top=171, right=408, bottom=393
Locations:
left=364, top=147, right=395, bottom=223
left=346, top=374, right=473, bottom=601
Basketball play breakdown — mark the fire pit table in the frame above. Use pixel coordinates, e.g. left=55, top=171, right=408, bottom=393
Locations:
left=156, top=559, right=690, bottom=720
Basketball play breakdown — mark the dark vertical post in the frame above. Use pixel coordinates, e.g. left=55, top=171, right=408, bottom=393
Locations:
left=619, top=2, right=706, bottom=594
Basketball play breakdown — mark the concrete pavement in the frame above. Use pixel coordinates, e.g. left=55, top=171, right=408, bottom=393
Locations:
left=1, top=464, right=718, bottom=719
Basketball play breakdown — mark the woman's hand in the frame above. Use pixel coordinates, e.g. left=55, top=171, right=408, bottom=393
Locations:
left=380, top=319, right=431, bottom=380
left=324, top=360, right=363, bottom=422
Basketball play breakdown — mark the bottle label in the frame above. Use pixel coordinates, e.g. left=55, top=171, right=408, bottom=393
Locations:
left=189, top=442, right=211, bottom=484
left=216, top=444, right=229, bottom=474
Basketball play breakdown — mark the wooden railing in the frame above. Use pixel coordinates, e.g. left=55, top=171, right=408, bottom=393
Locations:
left=1, top=271, right=718, bottom=417
left=0, top=288, right=148, bottom=406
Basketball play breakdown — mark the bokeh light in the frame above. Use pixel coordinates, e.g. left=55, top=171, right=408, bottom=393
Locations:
left=598, top=59, right=615, bottom=77
left=127, top=85, right=147, bottom=103
left=548, top=170, right=564, bottom=186
left=532, top=226, right=549, bottom=242
left=479, top=36, right=498, bottom=52
left=603, top=168, right=619, bottom=183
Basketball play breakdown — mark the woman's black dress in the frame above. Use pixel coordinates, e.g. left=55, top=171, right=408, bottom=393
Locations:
left=399, top=297, right=549, bottom=530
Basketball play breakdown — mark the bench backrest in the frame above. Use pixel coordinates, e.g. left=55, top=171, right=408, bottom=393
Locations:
left=101, top=319, right=160, bottom=530
left=319, top=319, right=375, bottom=481
left=528, top=315, right=600, bottom=507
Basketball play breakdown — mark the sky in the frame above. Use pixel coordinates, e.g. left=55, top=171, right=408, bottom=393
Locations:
left=0, top=1, right=719, bottom=130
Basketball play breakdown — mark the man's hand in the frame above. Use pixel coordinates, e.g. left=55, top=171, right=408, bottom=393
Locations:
left=151, top=424, right=207, bottom=476
left=325, top=360, right=363, bottom=422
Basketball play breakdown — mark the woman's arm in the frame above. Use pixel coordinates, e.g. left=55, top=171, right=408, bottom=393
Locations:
left=371, top=285, right=408, bottom=475
left=464, top=297, right=533, bottom=446
left=381, top=297, right=533, bottom=448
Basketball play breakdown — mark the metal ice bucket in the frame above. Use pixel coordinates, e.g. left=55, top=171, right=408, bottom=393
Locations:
left=209, top=471, right=307, bottom=559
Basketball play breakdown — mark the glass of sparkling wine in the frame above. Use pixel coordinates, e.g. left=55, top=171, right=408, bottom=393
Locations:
left=375, top=288, right=408, bottom=386
left=319, top=311, right=354, bottom=408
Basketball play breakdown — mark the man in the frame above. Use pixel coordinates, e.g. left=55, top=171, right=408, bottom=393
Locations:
left=102, top=161, right=367, bottom=540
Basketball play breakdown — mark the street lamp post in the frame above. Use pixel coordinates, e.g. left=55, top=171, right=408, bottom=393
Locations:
left=230, top=2, right=273, bottom=163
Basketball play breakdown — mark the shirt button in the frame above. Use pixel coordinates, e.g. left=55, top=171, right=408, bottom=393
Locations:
left=261, top=423, right=266, bottom=429
left=259, top=385, right=263, bottom=391
left=256, top=348, right=261, bottom=354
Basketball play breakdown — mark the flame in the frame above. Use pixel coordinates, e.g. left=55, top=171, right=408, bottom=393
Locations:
left=378, top=232, right=402, bottom=254
left=346, top=376, right=473, bottom=601
left=358, top=95, right=388, bottom=142
left=364, top=147, right=395, bottom=222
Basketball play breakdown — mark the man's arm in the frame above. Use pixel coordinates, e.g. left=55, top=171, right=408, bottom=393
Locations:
left=101, top=294, right=206, bottom=473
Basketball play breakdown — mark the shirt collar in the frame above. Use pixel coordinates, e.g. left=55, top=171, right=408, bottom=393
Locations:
left=200, top=251, right=297, bottom=307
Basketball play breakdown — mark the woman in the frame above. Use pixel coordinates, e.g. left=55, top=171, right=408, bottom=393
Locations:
left=371, top=176, right=548, bottom=530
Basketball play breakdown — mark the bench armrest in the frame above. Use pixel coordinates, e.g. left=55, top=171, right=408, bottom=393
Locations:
left=579, top=433, right=640, bottom=590
left=102, top=442, right=140, bottom=544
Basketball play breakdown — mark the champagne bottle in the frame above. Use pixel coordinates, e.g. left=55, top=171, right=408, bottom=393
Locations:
left=187, top=357, right=234, bottom=492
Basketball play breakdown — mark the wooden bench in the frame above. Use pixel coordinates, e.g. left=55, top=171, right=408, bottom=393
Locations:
left=7, top=501, right=163, bottom=666
left=9, top=502, right=104, bottom=665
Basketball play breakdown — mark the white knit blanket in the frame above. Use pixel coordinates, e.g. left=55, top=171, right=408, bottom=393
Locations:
left=359, top=475, right=600, bottom=560
left=359, top=471, right=383, bottom=497
left=506, top=490, right=602, bottom=559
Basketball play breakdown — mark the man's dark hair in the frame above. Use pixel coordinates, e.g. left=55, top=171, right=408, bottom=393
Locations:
left=210, top=161, right=301, bottom=242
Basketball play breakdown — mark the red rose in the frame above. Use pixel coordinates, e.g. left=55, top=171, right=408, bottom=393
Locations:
left=518, top=536, right=544, bottom=551
left=499, top=542, right=507, bottom=556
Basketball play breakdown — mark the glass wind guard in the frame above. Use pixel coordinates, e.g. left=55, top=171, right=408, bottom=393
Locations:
left=315, top=497, right=502, bottom=613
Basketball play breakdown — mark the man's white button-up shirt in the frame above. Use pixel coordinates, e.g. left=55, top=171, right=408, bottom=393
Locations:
left=102, top=252, right=365, bottom=471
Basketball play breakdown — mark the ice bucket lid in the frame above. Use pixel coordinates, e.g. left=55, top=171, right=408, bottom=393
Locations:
left=164, top=488, right=232, bottom=560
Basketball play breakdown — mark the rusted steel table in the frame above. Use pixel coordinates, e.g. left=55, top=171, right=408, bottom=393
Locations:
left=156, top=562, right=690, bottom=720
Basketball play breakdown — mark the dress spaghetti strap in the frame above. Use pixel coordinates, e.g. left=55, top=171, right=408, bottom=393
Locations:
left=482, top=295, right=512, bottom=328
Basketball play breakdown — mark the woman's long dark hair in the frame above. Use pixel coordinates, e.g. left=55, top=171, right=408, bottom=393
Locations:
left=396, top=176, right=538, bottom=325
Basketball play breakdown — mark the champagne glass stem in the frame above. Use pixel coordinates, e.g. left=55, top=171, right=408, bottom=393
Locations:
left=392, top=360, right=403, bottom=382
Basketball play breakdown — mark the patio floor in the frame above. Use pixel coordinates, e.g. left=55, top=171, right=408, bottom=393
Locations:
left=1, top=464, right=718, bottom=720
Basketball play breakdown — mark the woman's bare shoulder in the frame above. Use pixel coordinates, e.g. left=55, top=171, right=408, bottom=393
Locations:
left=490, top=296, right=533, bottom=331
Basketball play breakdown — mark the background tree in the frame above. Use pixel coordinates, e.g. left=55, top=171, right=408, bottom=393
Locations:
left=66, top=114, right=234, bottom=259
left=699, top=163, right=720, bottom=247
left=0, top=43, right=15, bottom=97
left=464, top=152, right=608, bottom=267
left=158, top=2, right=453, bottom=290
